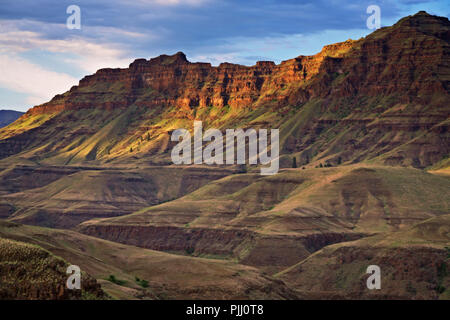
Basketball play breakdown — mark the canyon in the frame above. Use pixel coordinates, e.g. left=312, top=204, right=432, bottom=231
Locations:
left=0, top=11, right=449, bottom=299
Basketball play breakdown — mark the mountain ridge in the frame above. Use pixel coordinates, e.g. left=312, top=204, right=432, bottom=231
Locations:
left=21, top=11, right=449, bottom=116
left=0, top=11, right=447, bottom=170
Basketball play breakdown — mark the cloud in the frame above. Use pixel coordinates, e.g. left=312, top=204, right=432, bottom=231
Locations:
left=0, top=54, right=78, bottom=105
left=0, top=20, right=139, bottom=72
left=0, top=19, right=145, bottom=108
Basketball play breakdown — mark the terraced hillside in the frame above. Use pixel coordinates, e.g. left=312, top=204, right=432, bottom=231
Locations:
left=276, top=214, right=450, bottom=300
left=0, top=221, right=296, bottom=300
left=0, top=11, right=448, bottom=300
left=77, top=165, right=450, bottom=274
left=0, top=165, right=233, bottom=227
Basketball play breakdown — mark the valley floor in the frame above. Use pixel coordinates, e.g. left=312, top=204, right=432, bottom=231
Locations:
left=0, top=163, right=449, bottom=299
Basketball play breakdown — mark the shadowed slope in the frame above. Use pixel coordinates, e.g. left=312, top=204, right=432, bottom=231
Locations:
left=276, top=214, right=450, bottom=300
left=0, top=220, right=297, bottom=300
left=78, top=165, right=450, bottom=273
left=0, top=110, right=24, bottom=129
left=0, top=166, right=232, bottom=228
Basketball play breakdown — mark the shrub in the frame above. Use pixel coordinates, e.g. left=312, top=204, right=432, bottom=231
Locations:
left=436, top=285, right=446, bottom=294
left=237, top=164, right=247, bottom=174
left=139, top=280, right=149, bottom=288
left=107, top=274, right=125, bottom=286
left=135, top=276, right=149, bottom=288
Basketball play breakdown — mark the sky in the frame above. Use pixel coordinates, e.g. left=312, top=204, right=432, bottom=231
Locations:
left=0, top=0, right=448, bottom=112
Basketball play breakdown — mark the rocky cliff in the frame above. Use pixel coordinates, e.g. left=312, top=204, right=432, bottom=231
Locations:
left=0, top=11, right=448, bottom=169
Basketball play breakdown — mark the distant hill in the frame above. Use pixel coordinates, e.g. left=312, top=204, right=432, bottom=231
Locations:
left=0, top=110, right=24, bottom=128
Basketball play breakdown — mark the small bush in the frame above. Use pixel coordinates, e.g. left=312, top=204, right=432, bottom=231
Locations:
left=135, top=276, right=149, bottom=288
left=436, top=285, right=446, bottom=294
left=139, top=279, right=149, bottom=288
left=237, top=165, right=247, bottom=174
left=107, top=274, right=125, bottom=286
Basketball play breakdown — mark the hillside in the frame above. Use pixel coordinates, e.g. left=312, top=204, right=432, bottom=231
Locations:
left=0, top=11, right=449, bottom=300
left=0, top=230, right=106, bottom=299
left=276, top=214, right=450, bottom=300
left=77, top=165, right=450, bottom=274
left=0, top=220, right=296, bottom=300
left=0, top=166, right=233, bottom=227
left=0, top=11, right=448, bottom=170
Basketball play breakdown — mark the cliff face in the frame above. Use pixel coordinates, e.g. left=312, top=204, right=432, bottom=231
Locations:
left=27, top=11, right=448, bottom=115
left=0, top=11, right=449, bottom=169
left=26, top=40, right=355, bottom=115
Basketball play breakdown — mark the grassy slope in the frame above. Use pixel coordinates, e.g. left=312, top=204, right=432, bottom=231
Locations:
left=0, top=234, right=105, bottom=299
left=276, top=214, right=450, bottom=299
left=75, top=164, right=449, bottom=276
left=0, top=166, right=232, bottom=228
left=0, top=220, right=296, bottom=300
left=84, top=165, right=450, bottom=234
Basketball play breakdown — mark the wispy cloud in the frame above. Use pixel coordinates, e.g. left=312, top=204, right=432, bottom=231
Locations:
left=0, top=19, right=151, bottom=72
left=0, top=54, right=78, bottom=106
left=0, top=19, right=146, bottom=108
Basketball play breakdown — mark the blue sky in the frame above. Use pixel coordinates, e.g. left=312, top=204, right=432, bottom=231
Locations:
left=0, top=0, right=448, bottom=112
